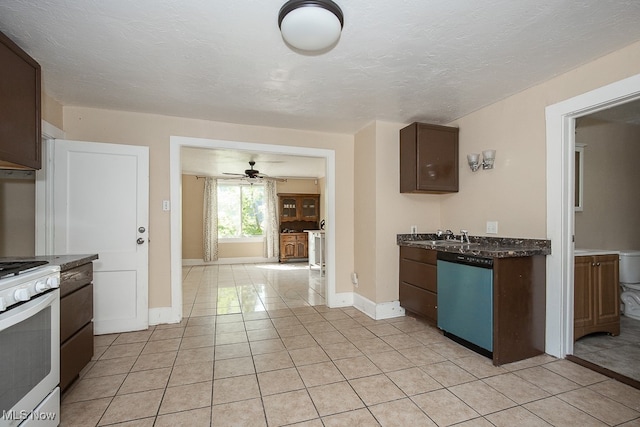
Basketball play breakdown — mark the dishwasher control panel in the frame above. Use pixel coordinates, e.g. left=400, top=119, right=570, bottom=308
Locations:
left=437, top=251, right=493, bottom=269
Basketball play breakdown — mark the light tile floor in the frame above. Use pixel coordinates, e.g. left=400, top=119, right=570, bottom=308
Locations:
left=573, top=315, right=640, bottom=383
left=61, top=263, right=640, bottom=426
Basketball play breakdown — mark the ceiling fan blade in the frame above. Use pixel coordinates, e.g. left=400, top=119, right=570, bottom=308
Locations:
left=222, top=172, right=246, bottom=177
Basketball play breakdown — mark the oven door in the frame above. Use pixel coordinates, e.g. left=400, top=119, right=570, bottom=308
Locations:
left=0, top=289, right=60, bottom=427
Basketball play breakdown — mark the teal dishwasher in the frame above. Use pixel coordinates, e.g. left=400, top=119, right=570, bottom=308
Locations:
left=437, top=251, right=493, bottom=358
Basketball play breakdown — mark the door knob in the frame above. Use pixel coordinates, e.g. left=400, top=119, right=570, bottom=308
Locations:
left=138, top=226, right=146, bottom=233
left=137, top=238, right=145, bottom=245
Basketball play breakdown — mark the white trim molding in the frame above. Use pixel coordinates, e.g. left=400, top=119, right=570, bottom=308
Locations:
left=353, top=293, right=406, bottom=320
left=35, top=121, right=65, bottom=256
left=545, top=73, right=640, bottom=359
left=170, top=136, right=337, bottom=326
left=149, top=307, right=181, bottom=326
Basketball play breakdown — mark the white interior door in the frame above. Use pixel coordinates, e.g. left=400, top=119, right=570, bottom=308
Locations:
left=53, top=139, right=149, bottom=334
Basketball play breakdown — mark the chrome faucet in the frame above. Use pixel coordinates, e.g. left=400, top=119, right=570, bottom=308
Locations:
left=460, top=229, right=470, bottom=244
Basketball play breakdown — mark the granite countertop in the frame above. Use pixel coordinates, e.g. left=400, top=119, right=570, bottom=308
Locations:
left=397, top=234, right=551, bottom=258
left=0, top=254, right=98, bottom=271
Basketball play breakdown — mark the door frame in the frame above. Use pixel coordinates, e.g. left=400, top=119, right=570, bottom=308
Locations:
left=545, top=73, right=640, bottom=359
left=169, top=136, right=337, bottom=322
left=35, top=120, right=65, bottom=256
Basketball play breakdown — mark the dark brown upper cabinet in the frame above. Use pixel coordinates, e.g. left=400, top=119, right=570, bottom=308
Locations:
left=400, top=122, right=459, bottom=193
left=0, top=31, right=41, bottom=170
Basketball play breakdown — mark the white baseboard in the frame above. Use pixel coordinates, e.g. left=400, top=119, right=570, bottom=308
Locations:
left=329, top=292, right=354, bottom=308
left=182, top=257, right=279, bottom=266
left=149, top=307, right=181, bottom=326
left=353, top=293, right=405, bottom=320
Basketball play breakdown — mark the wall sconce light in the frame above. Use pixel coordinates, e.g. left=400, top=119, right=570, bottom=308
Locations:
left=467, top=150, right=496, bottom=172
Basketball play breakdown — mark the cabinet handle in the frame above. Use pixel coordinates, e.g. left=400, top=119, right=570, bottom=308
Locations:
left=596, top=262, right=601, bottom=266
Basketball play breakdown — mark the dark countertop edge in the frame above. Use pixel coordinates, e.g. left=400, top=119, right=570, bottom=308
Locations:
left=397, top=234, right=551, bottom=258
left=0, top=254, right=99, bottom=271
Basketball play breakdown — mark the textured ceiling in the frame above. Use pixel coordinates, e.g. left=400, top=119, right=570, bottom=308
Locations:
left=1, top=1, right=640, bottom=176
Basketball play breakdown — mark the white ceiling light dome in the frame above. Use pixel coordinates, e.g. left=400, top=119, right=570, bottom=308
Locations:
left=278, top=0, right=344, bottom=51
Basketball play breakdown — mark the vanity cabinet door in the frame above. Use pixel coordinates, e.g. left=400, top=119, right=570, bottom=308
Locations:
left=574, top=254, right=619, bottom=341
left=574, top=256, right=595, bottom=338
left=593, top=255, right=620, bottom=327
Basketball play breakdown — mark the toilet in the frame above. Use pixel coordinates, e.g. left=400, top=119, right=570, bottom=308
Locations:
left=620, top=250, right=640, bottom=321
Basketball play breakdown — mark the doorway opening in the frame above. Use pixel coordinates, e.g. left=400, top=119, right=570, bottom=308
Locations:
left=169, top=136, right=337, bottom=324
left=545, top=73, right=640, bottom=363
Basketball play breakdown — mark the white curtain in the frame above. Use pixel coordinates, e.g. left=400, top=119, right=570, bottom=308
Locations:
left=203, top=177, right=218, bottom=262
left=264, top=181, right=279, bottom=259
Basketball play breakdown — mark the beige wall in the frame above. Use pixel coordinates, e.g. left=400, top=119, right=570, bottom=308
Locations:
left=574, top=118, right=640, bottom=250
left=0, top=174, right=35, bottom=256
left=444, top=40, right=640, bottom=240
left=277, top=178, right=322, bottom=195
left=42, top=91, right=63, bottom=130
left=62, top=108, right=354, bottom=307
left=181, top=175, right=322, bottom=261
left=181, top=175, right=204, bottom=259
left=354, top=121, right=441, bottom=303
left=354, top=40, right=640, bottom=305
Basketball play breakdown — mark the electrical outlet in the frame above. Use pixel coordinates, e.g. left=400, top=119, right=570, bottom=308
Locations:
left=351, top=272, right=359, bottom=287
left=486, top=221, right=498, bottom=234
left=410, top=225, right=418, bottom=235
left=162, top=200, right=171, bottom=211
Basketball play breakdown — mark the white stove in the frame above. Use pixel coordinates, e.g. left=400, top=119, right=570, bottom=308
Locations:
left=0, top=262, right=60, bottom=313
left=0, top=261, right=61, bottom=426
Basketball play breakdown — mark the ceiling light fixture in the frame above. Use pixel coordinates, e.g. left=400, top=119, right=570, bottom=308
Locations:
left=278, top=0, right=344, bottom=51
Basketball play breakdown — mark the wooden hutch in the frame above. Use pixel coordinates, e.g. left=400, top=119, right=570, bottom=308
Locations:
left=278, top=193, right=320, bottom=262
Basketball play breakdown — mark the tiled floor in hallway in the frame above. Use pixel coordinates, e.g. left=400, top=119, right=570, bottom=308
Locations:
left=61, top=263, right=640, bottom=426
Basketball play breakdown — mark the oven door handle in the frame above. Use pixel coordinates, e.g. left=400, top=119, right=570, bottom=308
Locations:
left=0, top=289, right=59, bottom=331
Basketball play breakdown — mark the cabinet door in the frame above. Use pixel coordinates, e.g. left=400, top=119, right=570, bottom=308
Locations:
left=280, top=197, right=298, bottom=221
left=0, top=32, right=41, bottom=169
left=300, top=196, right=319, bottom=221
left=574, top=256, right=594, bottom=338
left=280, top=236, right=297, bottom=259
left=400, top=123, right=459, bottom=194
left=594, top=255, right=620, bottom=326
left=416, top=125, right=458, bottom=192
left=296, top=235, right=308, bottom=258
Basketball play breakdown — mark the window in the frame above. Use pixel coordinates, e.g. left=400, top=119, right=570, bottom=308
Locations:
left=217, top=183, right=265, bottom=238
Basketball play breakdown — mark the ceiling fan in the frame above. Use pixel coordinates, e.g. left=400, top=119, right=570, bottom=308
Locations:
left=222, top=161, right=287, bottom=182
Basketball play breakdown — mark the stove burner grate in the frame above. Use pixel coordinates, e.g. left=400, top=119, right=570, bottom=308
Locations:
left=0, top=260, right=50, bottom=279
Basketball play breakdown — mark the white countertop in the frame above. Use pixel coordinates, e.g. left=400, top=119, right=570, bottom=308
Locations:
left=574, top=249, right=620, bottom=256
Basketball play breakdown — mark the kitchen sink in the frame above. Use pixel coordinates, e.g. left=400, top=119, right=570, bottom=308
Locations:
left=414, top=240, right=481, bottom=248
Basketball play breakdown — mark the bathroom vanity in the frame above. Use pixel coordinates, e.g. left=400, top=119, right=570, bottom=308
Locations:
left=573, top=250, right=620, bottom=341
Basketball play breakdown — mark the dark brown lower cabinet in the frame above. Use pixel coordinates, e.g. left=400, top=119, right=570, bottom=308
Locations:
left=60, top=262, right=94, bottom=392
left=399, top=246, right=546, bottom=365
left=399, top=246, right=438, bottom=324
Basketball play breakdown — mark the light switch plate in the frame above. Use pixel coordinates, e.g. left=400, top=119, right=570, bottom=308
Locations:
left=486, top=221, right=498, bottom=234
left=162, top=200, right=171, bottom=211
